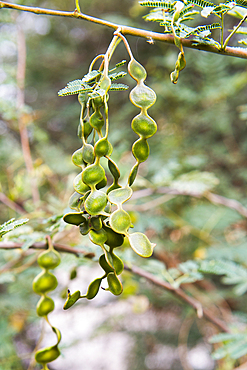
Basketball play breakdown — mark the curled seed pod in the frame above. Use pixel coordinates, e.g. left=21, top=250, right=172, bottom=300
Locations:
left=108, top=186, right=132, bottom=206
left=107, top=272, right=123, bottom=295
left=128, top=163, right=139, bottom=187
left=72, top=148, right=84, bottom=167
left=33, top=270, right=58, bottom=295
left=90, top=216, right=102, bottom=230
left=89, top=228, right=107, bottom=246
left=111, top=252, right=124, bottom=275
left=93, top=96, right=104, bottom=108
left=94, top=138, right=111, bottom=157
left=132, top=138, right=150, bottom=163
left=102, top=224, right=124, bottom=248
left=79, top=220, right=90, bottom=235
left=128, top=232, right=155, bottom=258
left=36, top=295, right=55, bottom=317
left=128, top=58, right=147, bottom=82
left=63, top=290, right=81, bottom=310
left=99, top=254, right=114, bottom=274
left=96, top=176, right=107, bottom=190
left=63, top=212, right=87, bottom=226
left=73, top=173, right=90, bottom=194
left=82, top=144, right=95, bottom=164
left=85, top=190, right=108, bottom=215
left=38, top=249, right=61, bottom=270
left=68, top=192, right=82, bottom=210
left=131, top=112, right=157, bottom=139
left=129, top=83, right=156, bottom=109
left=89, top=110, right=104, bottom=131
left=78, top=117, right=93, bottom=140
left=109, top=209, right=131, bottom=234
left=35, top=345, right=60, bottom=365
left=86, top=277, right=102, bottom=299
left=82, top=163, right=105, bottom=187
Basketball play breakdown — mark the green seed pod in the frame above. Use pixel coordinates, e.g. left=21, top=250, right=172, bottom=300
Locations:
left=82, top=144, right=95, bottom=164
left=89, top=110, right=104, bottom=131
left=96, top=176, right=107, bottom=190
left=63, top=290, right=81, bottom=310
left=63, top=211, right=87, bottom=226
left=99, top=254, right=114, bottom=274
left=128, top=163, right=139, bottom=187
left=85, top=190, right=108, bottom=215
left=35, top=345, right=60, bottom=364
left=72, top=148, right=84, bottom=167
left=86, top=277, right=102, bottom=299
left=132, top=138, right=149, bottom=163
left=103, top=224, right=124, bottom=248
left=82, top=163, right=105, bottom=187
left=108, top=186, right=132, bottom=206
left=33, top=270, right=58, bottom=295
left=93, top=96, right=104, bottom=108
left=73, top=173, right=91, bottom=194
left=90, top=216, right=102, bottom=230
left=82, top=118, right=93, bottom=140
left=68, top=192, right=82, bottom=210
left=129, top=83, right=156, bottom=109
left=99, top=75, right=111, bottom=92
left=89, top=228, right=107, bottom=246
left=38, top=249, right=61, bottom=270
left=108, top=158, right=120, bottom=181
left=128, top=59, right=147, bottom=82
left=36, top=295, right=55, bottom=317
left=131, top=112, right=157, bottom=139
left=111, top=252, right=124, bottom=275
left=94, top=138, right=111, bottom=157
left=107, top=272, right=123, bottom=295
left=79, top=220, right=90, bottom=235
left=109, top=209, right=131, bottom=234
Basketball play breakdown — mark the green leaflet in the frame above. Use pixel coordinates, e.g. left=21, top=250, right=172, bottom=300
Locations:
left=0, top=218, right=29, bottom=238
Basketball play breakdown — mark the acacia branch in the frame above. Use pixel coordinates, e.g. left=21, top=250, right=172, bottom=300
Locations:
left=125, top=264, right=231, bottom=333
left=130, top=187, right=247, bottom=218
left=1, top=1, right=247, bottom=59
left=0, top=240, right=95, bottom=258
left=0, top=240, right=230, bottom=333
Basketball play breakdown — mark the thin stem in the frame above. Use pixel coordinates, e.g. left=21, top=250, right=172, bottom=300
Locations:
left=75, top=0, right=81, bottom=13
left=220, top=13, right=224, bottom=49
left=89, top=54, right=104, bottom=72
left=223, top=14, right=247, bottom=50
left=114, top=31, right=133, bottom=59
left=1, top=1, right=247, bottom=59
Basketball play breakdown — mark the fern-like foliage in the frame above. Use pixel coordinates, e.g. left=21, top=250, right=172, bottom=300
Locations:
left=139, top=1, right=175, bottom=7
left=236, top=0, right=247, bottom=8
left=0, top=218, right=29, bottom=238
left=58, top=61, right=128, bottom=97
left=187, top=0, right=214, bottom=8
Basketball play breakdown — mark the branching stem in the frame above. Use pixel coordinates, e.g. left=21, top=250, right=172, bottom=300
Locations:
left=223, top=14, right=247, bottom=50
left=1, top=1, right=247, bottom=59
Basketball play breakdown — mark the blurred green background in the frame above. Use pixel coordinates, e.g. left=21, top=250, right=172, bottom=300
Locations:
left=1, top=0, right=247, bottom=369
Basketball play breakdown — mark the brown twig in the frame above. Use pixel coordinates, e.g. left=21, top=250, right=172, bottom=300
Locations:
left=0, top=240, right=95, bottom=258
left=130, top=187, right=247, bottom=219
left=1, top=1, right=247, bottom=59
left=0, top=192, right=26, bottom=214
left=0, top=239, right=230, bottom=332
left=124, top=264, right=231, bottom=333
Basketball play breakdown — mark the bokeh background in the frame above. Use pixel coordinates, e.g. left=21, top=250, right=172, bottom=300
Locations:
left=1, top=0, right=247, bottom=369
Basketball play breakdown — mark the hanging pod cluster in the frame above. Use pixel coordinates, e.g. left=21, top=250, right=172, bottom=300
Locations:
left=32, top=236, right=61, bottom=369
left=60, top=33, right=157, bottom=308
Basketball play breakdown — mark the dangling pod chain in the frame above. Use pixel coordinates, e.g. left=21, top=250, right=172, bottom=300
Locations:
left=60, top=32, right=157, bottom=309
left=32, top=236, right=61, bottom=369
